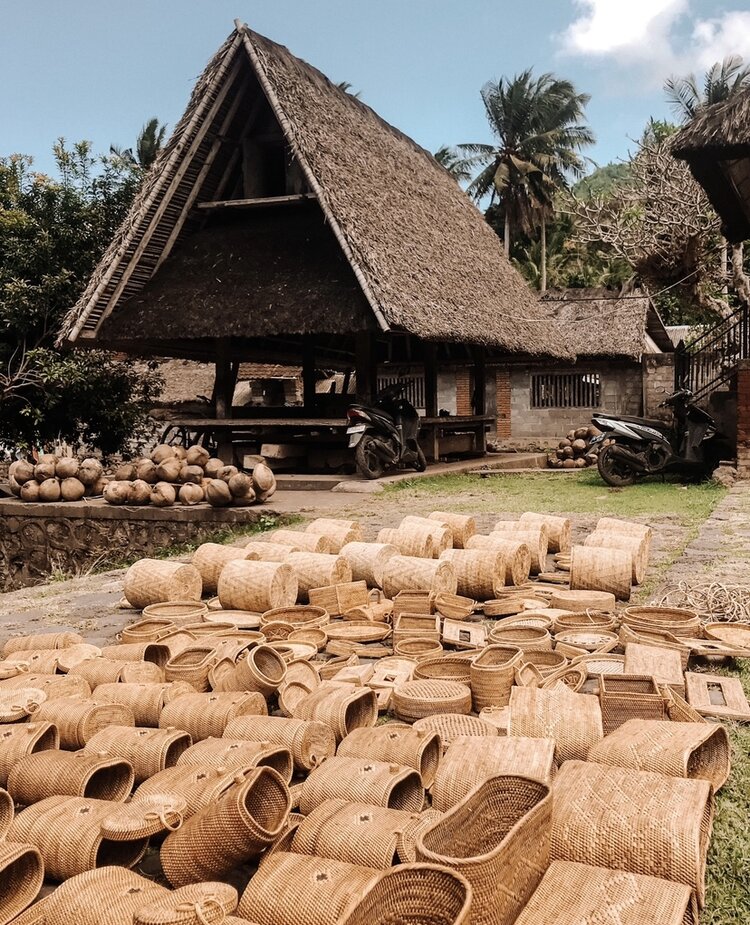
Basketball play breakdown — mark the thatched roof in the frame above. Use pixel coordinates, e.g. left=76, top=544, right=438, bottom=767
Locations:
left=673, top=90, right=750, bottom=243
left=541, top=288, right=673, bottom=360
left=60, top=23, right=567, bottom=358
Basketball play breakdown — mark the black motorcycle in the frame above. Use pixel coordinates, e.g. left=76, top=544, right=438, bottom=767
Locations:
left=346, top=383, right=427, bottom=479
left=590, top=388, right=732, bottom=487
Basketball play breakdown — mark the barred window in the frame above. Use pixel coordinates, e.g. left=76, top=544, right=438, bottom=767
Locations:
left=377, top=374, right=425, bottom=409
left=531, top=372, right=601, bottom=409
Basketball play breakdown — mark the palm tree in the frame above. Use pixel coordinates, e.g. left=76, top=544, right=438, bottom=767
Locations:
left=110, top=118, right=167, bottom=170
left=665, top=55, right=750, bottom=121
left=434, top=146, right=471, bottom=183
left=460, top=71, right=594, bottom=290
left=336, top=81, right=362, bottom=100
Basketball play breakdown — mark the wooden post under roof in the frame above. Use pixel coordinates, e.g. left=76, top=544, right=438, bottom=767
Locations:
left=472, top=346, right=486, bottom=415
left=424, top=341, right=438, bottom=417
left=302, top=335, right=317, bottom=412
left=355, top=331, right=378, bottom=404
left=214, top=338, right=235, bottom=419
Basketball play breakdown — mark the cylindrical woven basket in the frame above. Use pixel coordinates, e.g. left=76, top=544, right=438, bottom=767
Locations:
left=412, top=713, right=498, bottom=749
left=160, top=767, right=291, bottom=887
left=217, top=560, right=298, bottom=613
left=299, top=756, right=424, bottom=814
left=439, top=549, right=503, bottom=600
left=7, top=750, right=134, bottom=805
left=304, top=519, right=363, bottom=553
left=382, top=556, right=457, bottom=599
left=398, top=518, right=453, bottom=557
left=132, top=882, right=239, bottom=925
left=8, top=795, right=149, bottom=880
left=596, top=517, right=652, bottom=556
left=337, top=723, right=442, bottom=788
left=416, top=775, right=552, bottom=925
left=392, top=680, right=472, bottom=723
left=428, top=511, right=476, bottom=550
left=267, top=530, right=335, bottom=553
left=488, top=624, right=552, bottom=652
left=100, top=642, right=171, bottom=668
left=159, top=692, right=268, bottom=742
left=339, top=862, right=473, bottom=925
left=0, top=841, right=44, bottom=923
left=570, top=546, right=631, bottom=602
left=242, top=540, right=304, bottom=560
left=0, top=673, right=91, bottom=702
left=123, top=560, right=202, bottom=609
left=3, top=649, right=60, bottom=674
left=176, top=737, right=293, bottom=782
left=0, top=786, right=12, bottom=840
left=41, top=865, right=168, bottom=925
left=3, top=632, right=83, bottom=655
left=491, top=523, right=549, bottom=574
left=377, top=527, right=434, bottom=559
left=464, top=535, right=531, bottom=586
left=620, top=606, right=701, bottom=637
left=393, top=637, right=443, bottom=660
left=284, top=553, right=352, bottom=603
left=339, top=542, right=398, bottom=589
left=518, top=512, right=571, bottom=554
left=34, top=698, right=135, bottom=749
left=292, top=685, right=377, bottom=742
left=223, top=715, right=335, bottom=772
left=238, top=851, right=379, bottom=925
left=470, top=645, right=523, bottom=711
left=431, top=735, right=556, bottom=812
left=0, top=721, right=59, bottom=788
left=163, top=646, right=217, bottom=693
left=132, top=764, right=241, bottom=819
left=69, top=658, right=164, bottom=687
left=93, top=681, right=195, bottom=727
left=191, top=543, right=259, bottom=595
left=584, top=530, right=647, bottom=584
left=84, top=725, right=191, bottom=783
left=226, top=645, right=288, bottom=697
left=509, top=686, right=603, bottom=763
left=550, top=759, right=713, bottom=906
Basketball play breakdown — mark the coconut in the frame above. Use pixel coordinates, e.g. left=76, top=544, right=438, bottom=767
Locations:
left=78, top=458, right=103, bottom=486
left=20, top=480, right=40, bottom=502
left=129, top=479, right=152, bottom=505
left=151, top=444, right=176, bottom=464
left=204, top=458, right=224, bottom=478
left=186, top=445, right=210, bottom=468
left=34, top=459, right=57, bottom=481
left=562, top=458, right=576, bottom=469
left=252, top=462, right=275, bottom=493
left=572, top=439, right=587, bottom=453
left=38, top=478, right=61, bottom=502
left=60, top=477, right=86, bottom=502
left=38, top=453, right=58, bottom=466
left=9, top=459, right=35, bottom=484
left=9, top=476, right=21, bottom=497
left=134, top=458, right=158, bottom=483
left=574, top=457, right=586, bottom=468
left=173, top=446, right=187, bottom=461
left=103, top=481, right=130, bottom=505
left=179, top=483, right=204, bottom=505
left=90, top=476, right=108, bottom=496
left=205, top=479, right=232, bottom=506
left=114, top=462, right=137, bottom=481
left=228, top=472, right=256, bottom=502
left=217, top=465, right=238, bottom=483
left=155, top=458, right=182, bottom=483
left=151, top=482, right=177, bottom=507
left=180, top=465, right=204, bottom=484
left=55, top=458, right=78, bottom=480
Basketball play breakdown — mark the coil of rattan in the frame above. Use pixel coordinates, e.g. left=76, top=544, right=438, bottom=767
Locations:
left=337, top=723, right=442, bottom=788
left=223, top=715, right=336, bottom=772
left=300, top=756, right=424, bottom=814
left=7, top=750, right=134, bottom=805
left=392, top=680, right=472, bottom=723
left=33, top=698, right=135, bottom=749
left=176, top=737, right=293, bottom=782
left=292, top=684, right=377, bottom=742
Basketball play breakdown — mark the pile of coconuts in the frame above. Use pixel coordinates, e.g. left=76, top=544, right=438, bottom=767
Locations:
left=9, top=456, right=104, bottom=503
left=102, top=443, right=277, bottom=508
left=548, top=424, right=609, bottom=470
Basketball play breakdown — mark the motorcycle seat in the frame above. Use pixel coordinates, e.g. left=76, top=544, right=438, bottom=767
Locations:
left=598, top=414, right=671, bottom=434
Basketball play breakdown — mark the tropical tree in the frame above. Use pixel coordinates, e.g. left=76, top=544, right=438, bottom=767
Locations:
left=335, top=81, right=362, bottom=99
left=459, top=71, right=594, bottom=289
left=665, top=55, right=750, bottom=121
left=434, top=145, right=471, bottom=183
left=110, top=117, right=167, bottom=170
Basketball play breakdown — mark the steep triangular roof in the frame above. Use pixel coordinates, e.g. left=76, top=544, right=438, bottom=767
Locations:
left=61, top=24, right=567, bottom=357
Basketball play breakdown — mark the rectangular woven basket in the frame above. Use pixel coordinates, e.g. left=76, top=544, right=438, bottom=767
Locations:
left=599, top=675, right=665, bottom=734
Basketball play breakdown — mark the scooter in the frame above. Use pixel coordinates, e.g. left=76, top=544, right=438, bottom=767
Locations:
left=346, top=382, right=427, bottom=479
left=590, top=388, right=732, bottom=487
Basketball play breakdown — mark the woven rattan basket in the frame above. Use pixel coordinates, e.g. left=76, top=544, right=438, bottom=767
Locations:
left=262, top=605, right=329, bottom=628
left=488, top=624, right=552, bottom=652
left=241, top=541, right=304, bottom=561
left=191, top=543, right=258, bottom=595
left=292, top=684, right=377, bottom=742
left=413, top=655, right=473, bottom=683
left=299, top=756, right=424, bottom=814
left=0, top=785, right=11, bottom=839
left=596, top=517, right=652, bottom=555
left=3, top=632, right=84, bottom=655
left=337, top=723, right=442, bottom=788
left=412, top=713, right=497, bottom=749
left=520, top=650, right=568, bottom=678
left=509, top=686, right=603, bottom=762
left=84, top=725, right=191, bottom=783
left=570, top=546, right=631, bottom=602
left=93, top=681, right=194, bottom=727
left=519, top=512, right=571, bottom=554
left=176, top=737, right=293, bottom=782
left=159, top=691, right=267, bottom=741
left=304, top=518, right=363, bottom=553
left=34, top=698, right=135, bottom=749
left=470, top=645, right=523, bottom=711
left=132, top=765, right=240, bottom=819
left=132, top=881, right=239, bottom=925
left=428, top=511, right=476, bottom=549
left=382, top=556, right=457, bottom=599
left=163, top=646, right=216, bottom=693
left=284, top=553, right=352, bottom=603
left=376, top=527, right=434, bottom=559
left=141, top=600, right=209, bottom=623
left=393, top=638, right=443, bottom=660
left=160, top=766, right=290, bottom=887
left=7, top=750, right=134, bottom=805
left=399, top=517, right=453, bottom=556
left=120, top=619, right=179, bottom=646
left=267, top=529, right=335, bottom=553
left=69, top=658, right=164, bottom=687
left=464, top=535, right=532, bottom=586
left=41, top=866, right=168, bottom=925
left=583, top=530, right=647, bottom=584
left=0, top=722, right=59, bottom=788
left=550, top=759, right=714, bottom=906
left=621, top=606, right=701, bottom=637
left=0, top=687, right=46, bottom=723
left=439, top=549, right=503, bottom=600
left=393, top=680, right=472, bottom=723
left=0, top=841, right=44, bottom=924
left=124, top=560, right=202, bottom=609
left=308, top=582, right=368, bottom=617
left=491, top=523, right=549, bottom=575
left=217, top=560, right=298, bottom=613
left=548, top=590, right=617, bottom=613
left=223, top=715, right=335, bottom=772
left=338, top=542, right=398, bottom=589
left=416, top=774, right=552, bottom=925
left=599, top=675, right=665, bottom=734
left=3, top=649, right=60, bottom=674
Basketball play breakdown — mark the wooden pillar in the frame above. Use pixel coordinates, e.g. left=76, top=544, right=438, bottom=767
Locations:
left=424, top=341, right=438, bottom=417
left=472, top=346, right=486, bottom=415
left=355, top=331, right=378, bottom=403
left=214, top=338, right=234, bottom=419
left=302, top=335, right=316, bottom=412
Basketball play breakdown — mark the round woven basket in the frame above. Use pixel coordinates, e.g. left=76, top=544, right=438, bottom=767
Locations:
left=69, top=658, right=164, bottom=687
left=509, top=686, right=603, bottom=762
left=84, top=724, right=191, bottom=783
left=34, top=698, right=135, bottom=749
left=159, top=692, right=268, bottom=742
left=292, top=685, right=377, bottom=742
left=488, top=624, right=552, bottom=652
left=413, top=656, right=473, bottom=683
left=518, top=512, right=571, bottom=554
left=339, top=541, right=399, bottom=589
left=377, top=527, right=434, bottom=559
left=412, top=713, right=498, bottom=749
left=217, top=560, right=298, bottom=613
left=554, top=611, right=617, bottom=632
left=261, top=605, right=329, bottom=628
left=427, top=511, right=476, bottom=550
left=8, top=795, right=149, bottom=880
left=120, top=619, right=178, bottom=645
left=584, top=530, right=647, bottom=584
left=548, top=589, right=617, bottom=613
left=393, top=637, right=443, bottom=660
left=141, top=601, right=209, bottom=623
left=337, top=723, right=442, bottom=788
left=3, top=632, right=83, bottom=655
left=241, top=540, right=304, bottom=560
left=620, top=606, right=701, bottom=638
left=520, top=649, right=568, bottom=677
left=304, top=519, right=363, bottom=553
left=133, top=882, right=239, bottom=925
left=398, top=518, right=452, bottom=557
left=267, top=529, right=335, bottom=553
left=299, top=756, right=424, bottom=814
left=176, top=737, right=293, bottom=782
left=703, top=622, right=750, bottom=648
left=491, top=523, right=549, bottom=574
left=470, top=645, right=523, bottom=711
left=238, top=851, right=379, bottom=925
left=339, top=862, right=473, bottom=925
left=0, top=841, right=44, bottom=923
left=0, top=721, right=59, bottom=788
left=229, top=645, right=288, bottom=697
left=382, top=556, right=457, bottom=599
left=0, top=687, right=46, bottom=723
left=8, top=750, right=134, bottom=805
left=284, top=553, right=352, bottom=603
left=288, top=627, right=328, bottom=651
left=392, top=680, right=472, bottom=723
left=555, top=629, right=619, bottom=653
left=191, top=544, right=259, bottom=595
left=124, top=560, right=202, bottom=609
left=160, top=767, right=291, bottom=887
left=223, top=715, right=335, bottom=772
left=464, top=535, right=532, bottom=586
left=439, top=549, right=503, bottom=600
left=93, top=681, right=194, bottom=727
left=570, top=546, right=631, bottom=602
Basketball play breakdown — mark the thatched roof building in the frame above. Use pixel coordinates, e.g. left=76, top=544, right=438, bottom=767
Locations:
left=673, top=89, right=750, bottom=243
left=542, top=288, right=673, bottom=360
left=61, top=23, right=565, bottom=361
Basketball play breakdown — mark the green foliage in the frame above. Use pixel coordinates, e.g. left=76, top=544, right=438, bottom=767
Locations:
left=434, top=146, right=472, bottom=183
left=574, top=162, right=631, bottom=199
left=110, top=118, right=167, bottom=169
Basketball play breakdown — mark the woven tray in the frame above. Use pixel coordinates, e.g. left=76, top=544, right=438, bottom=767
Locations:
left=325, top=621, right=391, bottom=642
left=392, top=680, right=472, bottom=723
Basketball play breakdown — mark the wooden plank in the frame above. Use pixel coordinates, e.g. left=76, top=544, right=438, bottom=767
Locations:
left=196, top=193, right=317, bottom=210
left=685, top=671, right=750, bottom=720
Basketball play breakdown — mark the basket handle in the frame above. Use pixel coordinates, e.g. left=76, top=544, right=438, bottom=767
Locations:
left=145, top=807, right=184, bottom=832
left=195, top=899, right=226, bottom=925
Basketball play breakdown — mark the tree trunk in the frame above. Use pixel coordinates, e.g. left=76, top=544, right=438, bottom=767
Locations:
left=503, top=212, right=510, bottom=257
left=720, top=238, right=729, bottom=298
left=731, top=242, right=750, bottom=306
left=540, top=217, right=547, bottom=293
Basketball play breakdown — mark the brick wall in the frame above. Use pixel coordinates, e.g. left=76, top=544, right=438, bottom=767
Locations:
left=456, top=369, right=472, bottom=416
left=496, top=369, right=511, bottom=438
left=737, top=360, right=750, bottom=478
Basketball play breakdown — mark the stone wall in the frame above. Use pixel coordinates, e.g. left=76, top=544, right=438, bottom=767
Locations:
left=0, top=499, right=265, bottom=592
left=642, top=353, right=675, bottom=421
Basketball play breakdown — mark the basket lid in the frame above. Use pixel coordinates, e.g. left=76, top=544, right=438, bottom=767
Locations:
left=204, top=610, right=262, bottom=629
left=0, top=687, right=47, bottom=722
left=134, top=882, right=238, bottom=925
left=325, top=621, right=391, bottom=642
left=101, top=794, right=186, bottom=839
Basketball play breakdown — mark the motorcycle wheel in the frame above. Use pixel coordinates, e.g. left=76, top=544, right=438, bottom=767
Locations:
left=414, top=447, right=427, bottom=472
left=597, top=444, right=637, bottom=487
left=355, top=435, right=386, bottom=480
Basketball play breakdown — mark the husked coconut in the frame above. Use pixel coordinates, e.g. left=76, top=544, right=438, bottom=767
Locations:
left=90, top=476, right=108, bottom=496
left=78, top=458, right=103, bottom=486
left=186, top=445, right=210, bottom=468
left=129, top=479, right=152, bottom=505
left=134, top=458, right=158, bottom=483
left=114, top=462, right=137, bottom=481
left=204, top=458, right=224, bottom=478
left=9, top=476, right=21, bottom=497
left=34, top=459, right=57, bottom=481
left=103, top=481, right=130, bottom=505
left=180, top=465, right=204, bottom=484
left=151, top=444, right=176, bottom=463
left=151, top=482, right=176, bottom=507
left=155, top=458, right=182, bottom=483
left=55, top=458, right=79, bottom=479
left=252, top=462, right=276, bottom=498
left=217, top=465, right=238, bottom=483
left=179, top=483, right=204, bottom=505
left=9, top=460, right=35, bottom=484
left=205, top=479, right=232, bottom=506
left=61, top=477, right=86, bottom=502
left=173, top=446, right=187, bottom=461
left=38, top=478, right=61, bottom=502
left=20, top=480, right=40, bottom=502
left=228, top=472, right=255, bottom=501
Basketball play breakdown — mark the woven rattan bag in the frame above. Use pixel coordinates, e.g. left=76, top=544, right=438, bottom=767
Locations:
left=84, top=725, right=192, bottom=783
left=0, top=841, right=44, bottom=925
left=292, top=684, right=377, bottom=742
left=159, top=692, right=268, bottom=742
left=470, top=646, right=522, bottom=711
left=7, top=750, right=134, bottom=805
left=41, top=866, right=169, bottom=925
left=223, top=715, right=335, bottom=772
left=337, top=724, right=442, bottom=788
left=132, top=765, right=243, bottom=819
left=0, top=722, right=59, bottom=787
left=69, top=658, right=164, bottom=688
left=160, top=766, right=290, bottom=886
left=299, top=756, right=424, bottom=815
left=93, top=682, right=195, bottom=727
left=392, top=680, right=472, bottom=723
left=0, top=786, right=12, bottom=840
left=509, top=686, right=603, bottom=762
left=550, top=760, right=714, bottom=906
left=416, top=775, right=552, bottom=925
left=34, top=698, right=135, bottom=749
left=133, top=882, right=239, bottom=925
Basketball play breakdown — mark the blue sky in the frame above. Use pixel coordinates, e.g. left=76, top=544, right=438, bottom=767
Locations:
left=3, top=1, right=750, bottom=177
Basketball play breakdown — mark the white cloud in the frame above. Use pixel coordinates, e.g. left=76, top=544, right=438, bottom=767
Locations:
left=563, top=0, right=686, bottom=57
left=691, top=12, right=750, bottom=71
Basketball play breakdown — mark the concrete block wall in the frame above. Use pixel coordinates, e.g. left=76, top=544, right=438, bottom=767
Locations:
left=642, top=354, right=675, bottom=421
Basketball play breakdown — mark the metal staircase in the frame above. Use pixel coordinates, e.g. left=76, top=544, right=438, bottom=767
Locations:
left=675, top=303, right=750, bottom=402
